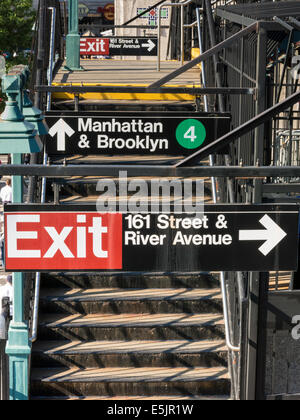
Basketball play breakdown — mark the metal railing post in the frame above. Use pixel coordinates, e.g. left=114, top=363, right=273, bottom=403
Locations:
left=181, top=4, right=185, bottom=66
left=65, top=0, right=84, bottom=71
left=157, top=5, right=162, bottom=71
left=47, top=7, right=57, bottom=110
left=196, top=7, right=209, bottom=111
left=157, top=0, right=197, bottom=71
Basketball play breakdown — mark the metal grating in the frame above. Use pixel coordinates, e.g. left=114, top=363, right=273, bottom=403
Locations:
left=218, top=1, right=300, bottom=20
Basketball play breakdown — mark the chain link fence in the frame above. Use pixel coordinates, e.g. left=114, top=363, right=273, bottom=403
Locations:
left=272, top=129, right=300, bottom=182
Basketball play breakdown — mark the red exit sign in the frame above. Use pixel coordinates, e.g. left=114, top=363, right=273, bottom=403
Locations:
left=5, top=212, right=123, bottom=271
left=80, top=38, right=110, bottom=55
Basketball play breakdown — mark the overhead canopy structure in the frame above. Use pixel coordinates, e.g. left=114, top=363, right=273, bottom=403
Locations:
left=217, top=1, right=300, bottom=20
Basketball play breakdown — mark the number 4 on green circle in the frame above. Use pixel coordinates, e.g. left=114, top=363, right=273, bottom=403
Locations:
left=176, top=119, right=207, bottom=150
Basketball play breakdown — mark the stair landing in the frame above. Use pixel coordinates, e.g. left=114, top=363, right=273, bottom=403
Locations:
left=52, top=60, right=201, bottom=102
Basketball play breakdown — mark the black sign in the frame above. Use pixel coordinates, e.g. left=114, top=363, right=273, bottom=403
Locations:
left=45, top=111, right=231, bottom=156
left=80, top=37, right=158, bottom=57
left=4, top=204, right=299, bottom=272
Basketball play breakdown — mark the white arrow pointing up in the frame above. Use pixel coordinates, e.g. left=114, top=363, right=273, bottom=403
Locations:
left=48, top=118, right=75, bottom=152
left=142, top=39, right=156, bottom=53
left=239, top=214, right=287, bottom=256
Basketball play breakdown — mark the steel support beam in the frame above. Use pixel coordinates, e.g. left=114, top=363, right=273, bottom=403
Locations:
left=215, top=8, right=257, bottom=27
left=253, top=26, right=268, bottom=203
left=263, top=183, right=300, bottom=193
left=2, top=164, right=300, bottom=178
left=35, top=85, right=255, bottom=95
left=176, top=89, right=300, bottom=167
left=245, top=272, right=260, bottom=400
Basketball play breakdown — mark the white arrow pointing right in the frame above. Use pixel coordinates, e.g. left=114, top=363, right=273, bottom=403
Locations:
left=48, top=118, right=75, bottom=152
left=142, top=39, right=156, bottom=53
left=239, top=214, right=287, bottom=256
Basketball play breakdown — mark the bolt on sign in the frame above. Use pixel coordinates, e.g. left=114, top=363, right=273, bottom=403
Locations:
left=45, top=112, right=231, bottom=156
left=80, top=37, right=158, bottom=56
left=4, top=204, right=299, bottom=272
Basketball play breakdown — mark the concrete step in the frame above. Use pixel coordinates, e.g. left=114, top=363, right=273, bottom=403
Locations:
left=31, top=366, right=230, bottom=398
left=60, top=195, right=212, bottom=207
left=32, top=339, right=228, bottom=369
left=38, top=313, right=225, bottom=341
left=56, top=176, right=212, bottom=200
left=41, top=273, right=219, bottom=290
left=50, top=154, right=186, bottom=165
left=39, top=288, right=223, bottom=315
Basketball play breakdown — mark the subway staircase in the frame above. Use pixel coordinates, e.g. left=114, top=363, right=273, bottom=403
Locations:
left=30, top=271, right=230, bottom=400
left=30, top=71, right=231, bottom=399
left=30, top=41, right=230, bottom=400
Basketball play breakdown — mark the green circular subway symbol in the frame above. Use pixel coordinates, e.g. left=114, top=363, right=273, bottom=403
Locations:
left=176, top=119, right=207, bottom=150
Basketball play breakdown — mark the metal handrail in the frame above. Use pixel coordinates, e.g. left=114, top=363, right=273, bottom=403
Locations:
left=30, top=6, right=55, bottom=344
left=221, top=156, right=242, bottom=353
left=46, top=7, right=57, bottom=112
left=157, top=0, right=200, bottom=71
left=195, top=7, right=240, bottom=353
left=220, top=273, right=241, bottom=353
left=30, top=145, right=47, bottom=345
left=183, top=20, right=198, bottom=28
left=30, top=274, right=41, bottom=343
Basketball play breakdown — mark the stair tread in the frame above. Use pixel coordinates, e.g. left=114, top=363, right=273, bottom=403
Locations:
left=61, top=196, right=212, bottom=204
left=33, top=339, right=227, bottom=355
left=40, top=313, right=224, bottom=328
left=32, top=366, right=229, bottom=383
left=40, top=288, right=222, bottom=302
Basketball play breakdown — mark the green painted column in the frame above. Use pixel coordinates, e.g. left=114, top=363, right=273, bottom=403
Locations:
left=65, top=0, right=84, bottom=71
left=6, top=154, right=30, bottom=401
left=0, top=69, right=42, bottom=400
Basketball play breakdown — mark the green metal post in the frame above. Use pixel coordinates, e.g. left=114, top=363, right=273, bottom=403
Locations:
left=6, top=152, right=30, bottom=401
left=65, top=0, right=84, bottom=71
left=0, top=69, right=42, bottom=400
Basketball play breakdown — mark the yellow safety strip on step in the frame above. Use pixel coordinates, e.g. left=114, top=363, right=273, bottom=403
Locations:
left=51, top=83, right=202, bottom=102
